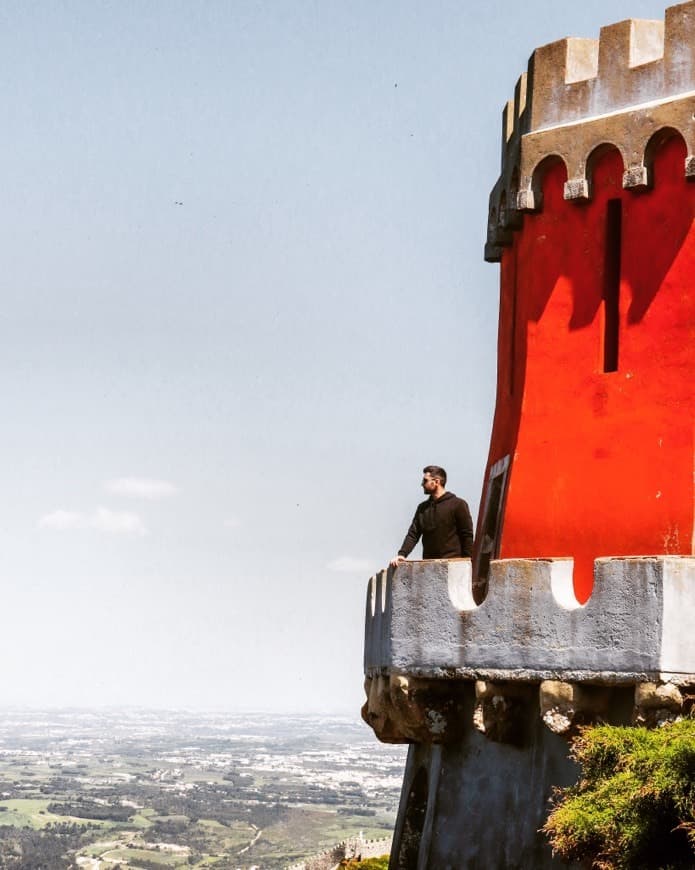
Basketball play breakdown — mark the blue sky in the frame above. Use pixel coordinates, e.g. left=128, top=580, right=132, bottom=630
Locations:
left=0, top=0, right=668, bottom=711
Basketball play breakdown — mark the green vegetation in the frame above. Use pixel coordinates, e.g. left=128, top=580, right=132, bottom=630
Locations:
left=100, top=846, right=189, bottom=867
left=0, top=799, right=112, bottom=830
left=339, top=857, right=389, bottom=869
left=47, top=799, right=135, bottom=822
left=544, top=719, right=695, bottom=869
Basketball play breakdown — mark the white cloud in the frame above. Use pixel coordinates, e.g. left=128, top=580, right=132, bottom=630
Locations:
left=104, top=477, right=178, bottom=500
left=91, top=508, right=148, bottom=535
left=326, top=556, right=373, bottom=574
left=39, top=507, right=147, bottom=536
left=223, top=516, right=241, bottom=529
left=39, top=510, right=87, bottom=531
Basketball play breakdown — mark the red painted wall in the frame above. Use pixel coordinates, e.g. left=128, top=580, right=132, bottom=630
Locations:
left=478, top=135, right=695, bottom=601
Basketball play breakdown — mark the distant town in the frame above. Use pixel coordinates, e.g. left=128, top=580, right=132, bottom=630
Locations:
left=0, top=709, right=405, bottom=869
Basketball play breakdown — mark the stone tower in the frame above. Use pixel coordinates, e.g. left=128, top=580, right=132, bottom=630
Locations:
left=362, top=3, right=695, bottom=868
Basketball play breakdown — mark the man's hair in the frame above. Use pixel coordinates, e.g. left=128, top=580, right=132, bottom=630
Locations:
left=423, top=465, right=447, bottom=486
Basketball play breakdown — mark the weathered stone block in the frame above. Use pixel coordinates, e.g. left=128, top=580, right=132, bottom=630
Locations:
left=563, top=178, right=590, bottom=200
left=539, top=680, right=611, bottom=735
left=623, top=163, right=650, bottom=188
left=361, top=674, right=468, bottom=744
left=634, top=680, right=684, bottom=710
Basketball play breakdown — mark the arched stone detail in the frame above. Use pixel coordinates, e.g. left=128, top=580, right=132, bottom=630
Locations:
left=521, top=154, right=568, bottom=212
left=640, top=126, right=690, bottom=187
left=566, top=142, right=626, bottom=201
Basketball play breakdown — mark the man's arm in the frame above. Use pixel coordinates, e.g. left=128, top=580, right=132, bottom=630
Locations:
left=456, top=499, right=474, bottom=557
left=390, top=511, right=421, bottom=568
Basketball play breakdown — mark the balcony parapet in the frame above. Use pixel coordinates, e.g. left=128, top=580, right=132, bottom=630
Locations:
left=362, top=557, right=695, bottom=743
left=365, top=556, right=694, bottom=683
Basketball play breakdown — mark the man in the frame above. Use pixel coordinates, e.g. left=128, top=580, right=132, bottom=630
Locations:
left=390, top=465, right=473, bottom=568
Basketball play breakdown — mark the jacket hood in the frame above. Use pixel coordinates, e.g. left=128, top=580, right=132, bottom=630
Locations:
left=432, top=491, right=456, bottom=502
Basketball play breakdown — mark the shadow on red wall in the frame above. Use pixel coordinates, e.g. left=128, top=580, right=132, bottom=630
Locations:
left=476, top=134, right=695, bottom=602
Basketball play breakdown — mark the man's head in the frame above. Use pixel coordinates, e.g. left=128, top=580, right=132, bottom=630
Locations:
left=422, top=465, right=447, bottom=496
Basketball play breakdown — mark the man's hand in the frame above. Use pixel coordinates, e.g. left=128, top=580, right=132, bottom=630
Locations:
left=389, top=555, right=406, bottom=569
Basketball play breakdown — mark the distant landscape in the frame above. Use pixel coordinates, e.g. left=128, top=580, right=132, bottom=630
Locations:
left=0, top=709, right=405, bottom=869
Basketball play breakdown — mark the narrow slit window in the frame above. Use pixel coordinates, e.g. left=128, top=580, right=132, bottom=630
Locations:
left=603, top=198, right=622, bottom=372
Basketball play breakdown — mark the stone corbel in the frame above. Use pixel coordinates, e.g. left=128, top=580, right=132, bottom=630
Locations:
left=633, top=681, right=684, bottom=726
left=361, top=674, right=467, bottom=744
left=563, top=178, right=590, bottom=201
left=539, top=680, right=611, bottom=735
left=473, top=680, right=533, bottom=745
left=623, top=163, right=650, bottom=190
left=516, top=187, right=538, bottom=212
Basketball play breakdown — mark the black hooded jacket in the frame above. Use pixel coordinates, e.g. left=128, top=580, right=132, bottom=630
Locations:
left=398, top=491, right=473, bottom=559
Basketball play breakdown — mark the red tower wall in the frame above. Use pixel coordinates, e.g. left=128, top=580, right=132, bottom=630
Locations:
left=483, top=136, right=694, bottom=600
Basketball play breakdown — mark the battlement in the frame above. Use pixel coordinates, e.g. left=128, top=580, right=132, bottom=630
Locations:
left=528, top=5, right=695, bottom=133
left=365, top=557, right=695, bottom=684
left=486, top=0, right=695, bottom=261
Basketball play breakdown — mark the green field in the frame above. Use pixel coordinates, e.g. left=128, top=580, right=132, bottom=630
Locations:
left=0, top=799, right=112, bottom=830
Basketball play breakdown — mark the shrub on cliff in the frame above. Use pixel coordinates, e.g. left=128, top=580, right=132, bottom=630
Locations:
left=544, top=718, right=695, bottom=869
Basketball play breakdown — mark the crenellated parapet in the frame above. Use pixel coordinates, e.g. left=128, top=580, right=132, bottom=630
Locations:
left=362, top=557, right=695, bottom=742
left=365, top=557, right=695, bottom=683
left=486, top=0, right=695, bottom=261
